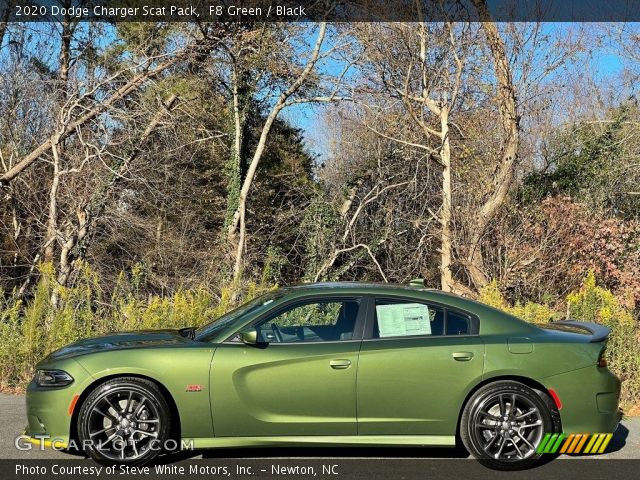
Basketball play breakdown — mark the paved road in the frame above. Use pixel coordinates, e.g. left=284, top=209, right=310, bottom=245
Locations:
left=1, top=393, right=638, bottom=461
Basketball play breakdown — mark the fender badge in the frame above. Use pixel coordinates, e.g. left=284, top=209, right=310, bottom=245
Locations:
left=185, top=385, right=203, bottom=392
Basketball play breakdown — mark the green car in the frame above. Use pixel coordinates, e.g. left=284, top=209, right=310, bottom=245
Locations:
left=25, top=282, right=621, bottom=468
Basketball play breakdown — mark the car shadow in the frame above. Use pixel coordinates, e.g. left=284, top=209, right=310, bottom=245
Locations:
left=559, top=421, right=629, bottom=458
left=58, top=420, right=632, bottom=467
left=153, top=421, right=630, bottom=466
left=153, top=445, right=471, bottom=464
left=605, top=421, right=629, bottom=453
left=204, top=445, right=472, bottom=459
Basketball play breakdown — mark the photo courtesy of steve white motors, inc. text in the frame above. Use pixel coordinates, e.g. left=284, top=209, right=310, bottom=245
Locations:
left=14, top=463, right=339, bottom=477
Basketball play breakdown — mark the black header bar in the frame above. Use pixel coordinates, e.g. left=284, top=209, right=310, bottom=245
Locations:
left=1, top=0, right=640, bottom=22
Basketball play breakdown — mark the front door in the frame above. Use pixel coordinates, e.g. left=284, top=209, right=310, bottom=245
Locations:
left=211, top=297, right=364, bottom=437
left=357, top=296, right=484, bottom=436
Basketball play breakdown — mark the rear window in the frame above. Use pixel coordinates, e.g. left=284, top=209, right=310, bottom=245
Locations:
left=446, top=310, right=471, bottom=335
left=372, top=299, right=473, bottom=338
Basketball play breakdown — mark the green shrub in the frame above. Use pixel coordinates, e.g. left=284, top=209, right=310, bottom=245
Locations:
left=567, top=271, right=640, bottom=404
left=481, top=274, right=640, bottom=406
left=479, top=280, right=558, bottom=323
left=0, top=292, right=23, bottom=390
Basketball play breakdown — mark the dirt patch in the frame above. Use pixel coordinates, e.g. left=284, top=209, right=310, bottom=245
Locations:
left=626, top=403, right=640, bottom=417
left=0, top=387, right=25, bottom=395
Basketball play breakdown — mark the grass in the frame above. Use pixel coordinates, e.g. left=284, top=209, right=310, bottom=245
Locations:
left=2, top=265, right=638, bottom=409
left=0, top=262, right=272, bottom=391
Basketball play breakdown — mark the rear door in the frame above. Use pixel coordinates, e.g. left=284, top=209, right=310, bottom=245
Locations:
left=357, top=296, right=484, bottom=435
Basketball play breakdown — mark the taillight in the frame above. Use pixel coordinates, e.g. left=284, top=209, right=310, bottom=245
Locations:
left=598, top=346, right=608, bottom=368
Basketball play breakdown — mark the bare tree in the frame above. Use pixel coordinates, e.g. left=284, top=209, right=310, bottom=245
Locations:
left=51, top=94, right=180, bottom=302
left=351, top=17, right=472, bottom=291
left=225, top=23, right=356, bottom=283
left=460, top=0, right=520, bottom=289
left=0, top=32, right=215, bottom=186
left=1, top=24, right=229, bottom=301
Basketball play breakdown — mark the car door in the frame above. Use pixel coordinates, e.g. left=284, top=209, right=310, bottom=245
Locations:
left=210, top=296, right=365, bottom=437
left=357, top=296, right=484, bottom=436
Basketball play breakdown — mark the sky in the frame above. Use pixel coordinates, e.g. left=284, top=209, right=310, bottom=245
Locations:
left=1, top=21, right=636, bottom=161
left=288, top=23, right=634, bottom=161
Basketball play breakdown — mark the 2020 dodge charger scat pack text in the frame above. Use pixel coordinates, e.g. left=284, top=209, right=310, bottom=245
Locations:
left=25, top=282, right=621, bottom=469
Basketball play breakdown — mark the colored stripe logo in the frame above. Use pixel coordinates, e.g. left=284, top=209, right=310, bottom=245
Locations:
left=537, top=433, right=613, bottom=454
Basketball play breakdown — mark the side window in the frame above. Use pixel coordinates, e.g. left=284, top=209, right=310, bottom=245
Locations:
left=446, top=310, right=471, bottom=335
left=373, top=300, right=444, bottom=338
left=256, top=300, right=360, bottom=343
left=372, top=299, right=476, bottom=338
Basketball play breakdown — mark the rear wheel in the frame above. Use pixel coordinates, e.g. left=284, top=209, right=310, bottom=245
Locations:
left=77, top=377, right=170, bottom=465
left=460, top=381, right=554, bottom=470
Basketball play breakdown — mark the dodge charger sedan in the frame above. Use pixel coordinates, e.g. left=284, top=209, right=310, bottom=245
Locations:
left=24, top=281, right=621, bottom=468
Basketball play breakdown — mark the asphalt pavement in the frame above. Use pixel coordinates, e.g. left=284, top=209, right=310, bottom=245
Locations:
left=1, top=393, right=638, bottom=461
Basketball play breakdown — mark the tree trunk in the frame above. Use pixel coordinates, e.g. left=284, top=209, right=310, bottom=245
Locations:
left=417, top=18, right=455, bottom=292
left=440, top=106, right=454, bottom=292
left=232, top=68, right=244, bottom=174
left=227, top=23, right=327, bottom=283
left=467, top=0, right=520, bottom=289
left=230, top=107, right=280, bottom=281
left=45, top=10, right=72, bottom=263
left=224, top=65, right=247, bottom=231
left=0, top=1, right=11, bottom=49
left=58, top=6, right=72, bottom=96
left=44, top=138, right=62, bottom=262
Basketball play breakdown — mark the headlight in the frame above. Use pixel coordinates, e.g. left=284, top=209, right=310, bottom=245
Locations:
left=35, top=369, right=74, bottom=387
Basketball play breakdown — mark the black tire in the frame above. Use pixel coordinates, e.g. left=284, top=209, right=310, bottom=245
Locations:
left=77, top=377, right=171, bottom=466
left=460, top=380, right=555, bottom=470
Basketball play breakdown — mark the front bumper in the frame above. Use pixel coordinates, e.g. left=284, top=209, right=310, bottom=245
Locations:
left=25, top=359, right=93, bottom=445
left=541, top=365, right=621, bottom=433
left=25, top=383, right=77, bottom=446
left=20, top=430, right=68, bottom=449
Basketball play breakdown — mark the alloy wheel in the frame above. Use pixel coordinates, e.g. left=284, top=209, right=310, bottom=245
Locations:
left=86, top=387, right=162, bottom=461
left=472, top=391, right=544, bottom=461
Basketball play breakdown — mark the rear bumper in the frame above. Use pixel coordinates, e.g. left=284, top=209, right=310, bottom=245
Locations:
left=540, top=365, right=621, bottom=433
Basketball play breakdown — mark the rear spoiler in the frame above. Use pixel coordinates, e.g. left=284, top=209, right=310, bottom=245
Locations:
left=553, top=320, right=610, bottom=343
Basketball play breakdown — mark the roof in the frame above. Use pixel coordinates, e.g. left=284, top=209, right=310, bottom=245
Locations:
left=286, top=281, right=425, bottom=290
left=278, top=281, right=460, bottom=299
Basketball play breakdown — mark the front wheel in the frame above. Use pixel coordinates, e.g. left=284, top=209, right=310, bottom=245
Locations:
left=460, top=381, right=555, bottom=470
left=77, top=377, right=171, bottom=465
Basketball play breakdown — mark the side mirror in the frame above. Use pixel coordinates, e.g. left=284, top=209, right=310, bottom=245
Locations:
left=239, top=327, right=259, bottom=345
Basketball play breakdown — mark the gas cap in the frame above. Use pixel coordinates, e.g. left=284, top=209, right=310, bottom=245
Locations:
left=508, top=337, right=533, bottom=354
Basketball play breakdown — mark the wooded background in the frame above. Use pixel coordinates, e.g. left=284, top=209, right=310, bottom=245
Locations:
left=1, top=4, right=639, bottom=404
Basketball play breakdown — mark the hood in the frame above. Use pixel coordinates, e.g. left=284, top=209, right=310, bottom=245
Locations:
left=42, top=328, right=195, bottom=362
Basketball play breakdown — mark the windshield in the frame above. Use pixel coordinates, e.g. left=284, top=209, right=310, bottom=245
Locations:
left=195, top=290, right=284, bottom=341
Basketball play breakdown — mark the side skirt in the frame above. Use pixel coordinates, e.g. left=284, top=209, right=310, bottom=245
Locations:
left=187, top=435, right=457, bottom=450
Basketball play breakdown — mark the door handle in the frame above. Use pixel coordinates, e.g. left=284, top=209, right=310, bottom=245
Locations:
left=330, top=359, right=352, bottom=369
left=452, top=352, right=474, bottom=361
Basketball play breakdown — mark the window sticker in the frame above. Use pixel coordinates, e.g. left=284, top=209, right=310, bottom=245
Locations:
left=376, top=303, right=431, bottom=337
